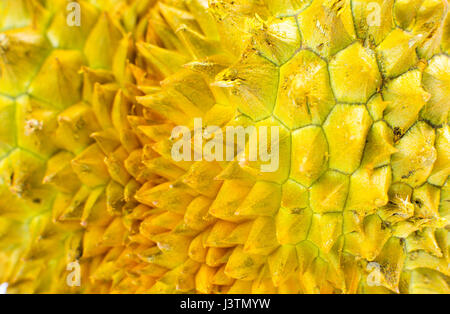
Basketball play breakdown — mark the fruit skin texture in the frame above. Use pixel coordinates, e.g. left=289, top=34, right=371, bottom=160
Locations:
left=0, top=0, right=449, bottom=294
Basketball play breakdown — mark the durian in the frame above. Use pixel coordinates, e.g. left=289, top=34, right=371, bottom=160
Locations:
left=0, top=0, right=449, bottom=294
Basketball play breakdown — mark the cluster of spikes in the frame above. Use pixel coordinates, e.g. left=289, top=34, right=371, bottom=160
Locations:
left=0, top=0, right=449, bottom=293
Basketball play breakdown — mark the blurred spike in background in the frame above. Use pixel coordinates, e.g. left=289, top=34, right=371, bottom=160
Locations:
left=0, top=0, right=449, bottom=294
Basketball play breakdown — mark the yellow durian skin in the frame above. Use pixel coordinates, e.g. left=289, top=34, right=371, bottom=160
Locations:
left=0, top=0, right=449, bottom=294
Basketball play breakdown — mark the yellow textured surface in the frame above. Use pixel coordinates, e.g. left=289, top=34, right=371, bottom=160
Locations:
left=0, top=0, right=449, bottom=294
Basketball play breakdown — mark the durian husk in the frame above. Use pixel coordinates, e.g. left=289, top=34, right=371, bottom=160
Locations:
left=0, top=0, right=449, bottom=294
